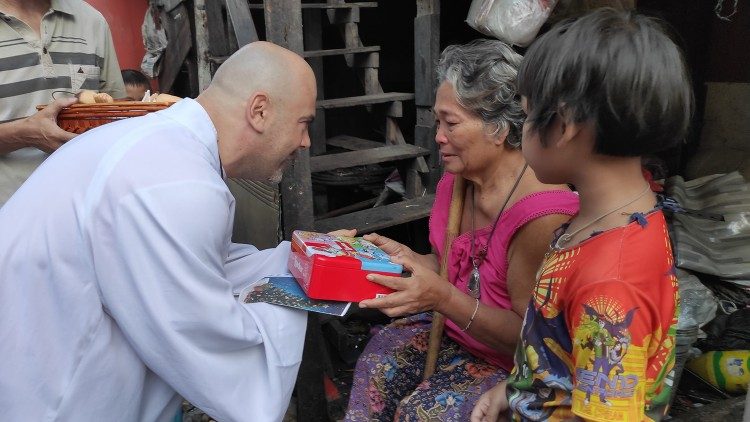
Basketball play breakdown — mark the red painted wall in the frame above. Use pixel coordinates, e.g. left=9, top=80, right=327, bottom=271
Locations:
left=85, top=0, right=149, bottom=74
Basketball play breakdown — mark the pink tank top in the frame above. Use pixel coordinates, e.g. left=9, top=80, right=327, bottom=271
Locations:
left=429, top=172, right=579, bottom=370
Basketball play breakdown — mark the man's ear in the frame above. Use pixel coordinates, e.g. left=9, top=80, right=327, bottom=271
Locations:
left=246, top=91, right=270, bottom=132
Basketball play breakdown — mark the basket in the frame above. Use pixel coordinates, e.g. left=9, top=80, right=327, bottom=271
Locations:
left=36, top=101, right=174, bottom=134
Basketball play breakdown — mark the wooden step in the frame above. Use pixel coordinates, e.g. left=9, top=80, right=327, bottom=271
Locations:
left=302, top=46, right=379, bottom=58
left=326, top=135, right=383, bottom=151
left=316, top=92, right=414, bottom=109
left=248, top=2, right=376, bottom=9
left=315, top=194, right=435, bottom=234
left=310, top=144, right=429, bottom=173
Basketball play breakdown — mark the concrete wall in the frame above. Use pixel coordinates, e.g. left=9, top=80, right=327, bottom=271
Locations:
left=84, top=0, right=149, bottom=71
left=687, top=83, right=750, bottom=178
left=685, top=2, right=750, bottom=179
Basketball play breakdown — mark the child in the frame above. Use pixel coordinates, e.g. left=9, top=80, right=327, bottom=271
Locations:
left=121, top=68, right=151, bottom=101
left=471, top=8, right=692, bottom=422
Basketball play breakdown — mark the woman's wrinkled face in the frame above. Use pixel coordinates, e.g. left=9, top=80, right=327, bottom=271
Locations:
left=433, top=82, right=500, bottom=177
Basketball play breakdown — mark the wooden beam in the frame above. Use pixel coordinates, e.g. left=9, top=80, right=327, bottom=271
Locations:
left=309, top=145, right=429, bottom=173
left=317, top=197, right=377, bottom=219
left=249, top=2, right=377, bottom=9
left=264, top=0, right=304, bottom=52
left=326, top=135, right=384, bottom=151
left=302, top=46, right=380, bottom=58
left=193, top=0, right=212, bottom=92
left=303, top=9, right=327, bottom=156
left=226, top=0, right=259, bottom=46
left=303, top=8, right=329, bottom=215
left=386, top=116, right=429, bottom=173
left=414, top=0, right=440, bottom=106
left=264, top=0, right=312, bottom=240
left=415, top=0, right=440, bottom=191
left=315, top=195, right=435, bottom=234
left=205, top=0, right=230, bottom=58
left=353, top=52, right=378, bottom=68
left=316, top=92, right=414, bottom=109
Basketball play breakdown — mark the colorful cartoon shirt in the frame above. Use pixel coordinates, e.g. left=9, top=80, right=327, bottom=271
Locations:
left=507, top=210, right=679, bottom=421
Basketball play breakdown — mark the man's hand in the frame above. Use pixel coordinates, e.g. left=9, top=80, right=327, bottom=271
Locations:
left=0, top=98, right=78, bottom=155
left=471, top=381, right=510, bottom=422
left=27, top=98, right=78, bottom=153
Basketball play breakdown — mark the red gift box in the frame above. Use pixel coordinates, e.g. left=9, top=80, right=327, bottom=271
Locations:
left=288, top=230, right=403, bottom=302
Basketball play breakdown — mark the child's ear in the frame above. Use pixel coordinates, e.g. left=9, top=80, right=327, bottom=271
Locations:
left=246, top=92, right=270, bottom=132
left=553, top=108, right=588, bottom=149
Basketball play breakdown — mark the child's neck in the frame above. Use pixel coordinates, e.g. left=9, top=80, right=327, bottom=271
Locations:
left=571, top=156, right=654, bottom=223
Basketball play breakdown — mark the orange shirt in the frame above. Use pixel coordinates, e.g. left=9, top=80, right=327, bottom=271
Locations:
left=507, top=210, right=679, bottom=421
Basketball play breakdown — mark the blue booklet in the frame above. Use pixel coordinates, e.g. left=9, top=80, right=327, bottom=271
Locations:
left=240, top=276, right=351, bottom=317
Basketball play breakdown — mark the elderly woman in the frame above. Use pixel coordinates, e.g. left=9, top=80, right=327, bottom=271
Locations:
left=343, top=39, right=579, bottom=421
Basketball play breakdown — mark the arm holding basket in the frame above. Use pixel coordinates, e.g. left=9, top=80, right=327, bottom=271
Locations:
left=0, top=98, right=78, bottom=155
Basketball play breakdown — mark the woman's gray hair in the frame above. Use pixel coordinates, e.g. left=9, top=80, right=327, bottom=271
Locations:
left=436, top=39, right=525, bottom=148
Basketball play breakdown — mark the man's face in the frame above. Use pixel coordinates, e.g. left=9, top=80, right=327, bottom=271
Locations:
left=253, top=80, right=316, bottom=183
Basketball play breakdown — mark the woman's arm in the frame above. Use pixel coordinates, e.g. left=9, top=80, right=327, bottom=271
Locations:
left=360, top=214, right=568, bottom=355
left=433, top=213, right=571, bottom=354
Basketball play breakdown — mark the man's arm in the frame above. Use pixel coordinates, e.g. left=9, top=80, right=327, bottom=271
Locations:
left=93, top=182, right=306, bottom=421
left=0, top=98, right=77, bottom=155
left=224, top=241, right=294, bottom=293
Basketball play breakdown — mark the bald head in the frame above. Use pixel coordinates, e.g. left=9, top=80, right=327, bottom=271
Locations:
left=207, top=41, right=314, bottom=105
left=197, top=41, right=317, bottom=181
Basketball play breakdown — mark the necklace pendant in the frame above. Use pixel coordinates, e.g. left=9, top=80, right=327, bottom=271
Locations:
left=468, top=266, right=481, bottom=299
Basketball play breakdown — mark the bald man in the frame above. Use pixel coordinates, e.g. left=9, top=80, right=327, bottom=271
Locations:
left=0, top=42, right=316, bottom=421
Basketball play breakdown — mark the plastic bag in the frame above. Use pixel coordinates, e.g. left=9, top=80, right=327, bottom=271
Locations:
left=140, top=6, right=168, bottom=79
left=700, top=308, right=750, bottom=351
left=466, top=0, right=559, bottom=47
left=677, top=269, right=718, bottom=329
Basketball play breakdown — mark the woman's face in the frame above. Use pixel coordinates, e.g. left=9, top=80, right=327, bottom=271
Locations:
left=433, top=82, right=501, bottom=177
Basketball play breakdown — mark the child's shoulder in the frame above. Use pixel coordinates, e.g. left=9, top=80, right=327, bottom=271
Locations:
left=565, top=210, right=672, bottom=286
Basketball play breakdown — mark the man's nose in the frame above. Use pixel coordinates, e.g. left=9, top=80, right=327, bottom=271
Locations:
left=301, top=130, right=311, bottom=149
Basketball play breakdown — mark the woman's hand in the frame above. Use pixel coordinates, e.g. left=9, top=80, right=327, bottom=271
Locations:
left=362, top=233, right=413, bottom=258
left=471, top=381, right=509, bottom=422
left=359, top=254, right=453, bottom=317
left=363, top=233, right=440, bottom=272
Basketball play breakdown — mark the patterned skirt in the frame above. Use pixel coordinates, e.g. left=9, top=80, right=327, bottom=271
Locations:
left=344, top=312, right=508, bottom=421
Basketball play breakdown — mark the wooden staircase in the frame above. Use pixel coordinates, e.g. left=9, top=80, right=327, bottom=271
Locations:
left=193, top=4, right=440, bottom=419
left=194, top=0, right=440, bottom=246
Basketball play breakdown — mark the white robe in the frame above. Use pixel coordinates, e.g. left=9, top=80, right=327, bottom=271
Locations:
left=0, top=98, right=307, bottom=422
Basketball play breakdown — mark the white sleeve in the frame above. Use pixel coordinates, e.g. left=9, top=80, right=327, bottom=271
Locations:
left=224, top=241, right=294, bottom=294
left=93, top=182, right=306, bottom=422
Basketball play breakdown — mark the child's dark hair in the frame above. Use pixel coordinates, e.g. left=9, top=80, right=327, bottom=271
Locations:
left=518, top=8, right=694, bottom=156
left=121, top=69, right=150, bottom=88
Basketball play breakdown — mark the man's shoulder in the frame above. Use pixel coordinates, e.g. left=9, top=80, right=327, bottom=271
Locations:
left=62, top=0, right=109, bottom=27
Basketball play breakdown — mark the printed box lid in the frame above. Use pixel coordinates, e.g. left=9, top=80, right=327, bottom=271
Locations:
left=292, top=230, right=402, bottom=274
